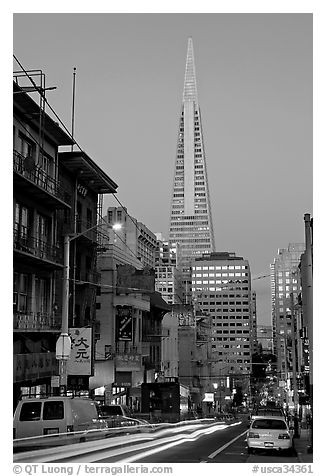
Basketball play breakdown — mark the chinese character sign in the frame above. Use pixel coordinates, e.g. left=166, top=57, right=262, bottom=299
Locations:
left=67, top=327, right=92, bottom=375
left=177, top=311, right=195, bottom=327
left=116, top=306, right=133, bottom=341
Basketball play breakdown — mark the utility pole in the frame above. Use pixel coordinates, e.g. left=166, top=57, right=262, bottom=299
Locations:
left=303, top=213, right=313, bottom=452
left=290, top=292, right=299, bottom=410
left=55, top=220, right=108, bottom=394
left=55, top=235, right=72, bottom=394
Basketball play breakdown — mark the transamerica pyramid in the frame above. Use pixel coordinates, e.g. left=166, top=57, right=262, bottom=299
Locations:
left=168, top=38, right=215, bottom=301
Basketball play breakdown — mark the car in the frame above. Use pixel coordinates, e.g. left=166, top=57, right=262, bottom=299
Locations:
left=247, top=415, right=293, bottom=455
left=98, top=404, right=150, bottom=429
left=13, top=396, right=107, bottom=440
left=99, top=404, right=132, bottom=418
left=248, top=406, right=286, bottom=426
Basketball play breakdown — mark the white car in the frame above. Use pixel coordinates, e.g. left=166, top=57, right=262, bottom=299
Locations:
left=247, top=416, right=293, bottom=455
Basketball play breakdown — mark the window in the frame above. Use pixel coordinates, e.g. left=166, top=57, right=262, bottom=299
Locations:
left=43, top=401, right=64, bottom=420
left=15, top=273, right=29, bottom=312
left=252, top=419, right=287, bottom=430
left=18, top=133, right=35, bottom=159
left=87, top=208, right=93, bottom=228
left=19, top=402, right=42, bottom=421
left=36, top=213, right=50, bottom=249
left=35, top=277, right=50, bottom=314
left=15, top=202, right=31, bottom=239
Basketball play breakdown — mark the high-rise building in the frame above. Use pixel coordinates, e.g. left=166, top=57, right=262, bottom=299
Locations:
left=191, top=252, right=255, bottom=395
left=270, top=243, right=305, bottom=380
left=168, top=38, right=215, bottom=298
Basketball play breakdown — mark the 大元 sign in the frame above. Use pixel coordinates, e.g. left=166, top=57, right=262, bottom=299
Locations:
left=67, top=327, right=92, bottom=376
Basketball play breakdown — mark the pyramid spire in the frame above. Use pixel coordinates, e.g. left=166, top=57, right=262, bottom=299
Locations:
left=183, top=37, right=198, bottom=102
left=169, top=37, right=215, bottom=295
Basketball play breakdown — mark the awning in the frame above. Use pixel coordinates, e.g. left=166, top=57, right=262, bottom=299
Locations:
left=150, top=292, right=172, bottom=312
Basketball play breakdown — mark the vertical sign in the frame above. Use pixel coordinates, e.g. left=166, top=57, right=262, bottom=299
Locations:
left=116, top=306, right=133, bottom=341
left=67, top=327, right=92, bottom=375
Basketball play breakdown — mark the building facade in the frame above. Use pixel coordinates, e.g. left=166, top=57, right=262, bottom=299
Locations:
left=168, top=38, right=215, bottom=300
left=106, top=206, right=157, bottom=268
left=257, top=325, right=273, bottom=353
left=191, top=252, right=255, bottom=398
left=13, top=75, right=117, bottom=406
left=270, top=243, right=305, bottom=384
left=154, top=235, right=183, bottom=305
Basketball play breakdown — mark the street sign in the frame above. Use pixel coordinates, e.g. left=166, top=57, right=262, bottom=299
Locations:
left=56, top=333, right=71, bottom=360
left=51, top=376, right=60, bottom=388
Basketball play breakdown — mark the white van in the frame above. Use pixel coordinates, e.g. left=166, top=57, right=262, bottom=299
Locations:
left=13, top=396, right=107, bottom=440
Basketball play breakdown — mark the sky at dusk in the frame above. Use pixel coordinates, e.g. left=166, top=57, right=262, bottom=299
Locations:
left=12, top=11, right=313, bottom=326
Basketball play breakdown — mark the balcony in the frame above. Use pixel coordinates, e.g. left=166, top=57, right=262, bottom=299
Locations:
left=13, top=229, right=63, bottom=269
left=13, top=311, right=61, bottom=332
left=13, top=352, right=58, bottom=383
left=13, top=150, right=71, bottom=209
left=75, top=269, right=101, bottom=286
left=76, top=219, right=99, bottom=244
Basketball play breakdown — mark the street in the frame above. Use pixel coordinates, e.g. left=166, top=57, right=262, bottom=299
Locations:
left=14, top=418, right=311, bottom=464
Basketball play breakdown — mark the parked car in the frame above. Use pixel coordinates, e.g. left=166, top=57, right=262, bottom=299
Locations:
left=13, top=396, right=107, bottom=440
left=248, top=406, right=286, bottom=427
left=247, top=416, right=293, bottom=455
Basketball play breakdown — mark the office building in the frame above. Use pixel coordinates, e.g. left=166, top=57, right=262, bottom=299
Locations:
left=168, top=38, right=215, bottom=299
left=191, top=252, right=255, bottom=394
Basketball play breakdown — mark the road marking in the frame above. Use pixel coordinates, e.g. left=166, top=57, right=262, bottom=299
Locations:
left=208, top=430, right=248, bottom=459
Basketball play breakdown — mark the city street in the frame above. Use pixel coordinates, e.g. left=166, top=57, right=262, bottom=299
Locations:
left=13, top=418, right=312, bottom=464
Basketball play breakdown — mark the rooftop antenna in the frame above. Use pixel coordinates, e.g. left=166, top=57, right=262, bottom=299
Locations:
left=71, top=67, right=77, bottom=151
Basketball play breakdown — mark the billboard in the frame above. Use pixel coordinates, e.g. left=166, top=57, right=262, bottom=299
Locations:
left=67, top=327, right=92, bottom=376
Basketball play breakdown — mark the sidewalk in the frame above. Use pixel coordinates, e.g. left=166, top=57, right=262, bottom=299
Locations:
left=293, top=428, right=313, bottom=463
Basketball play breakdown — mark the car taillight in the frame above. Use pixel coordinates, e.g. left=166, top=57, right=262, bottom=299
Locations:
left=67, top=425, right=74, bottom=433
left=278, top=433, right=290, bottom=439
left=248, top=432, right=260, bottom=438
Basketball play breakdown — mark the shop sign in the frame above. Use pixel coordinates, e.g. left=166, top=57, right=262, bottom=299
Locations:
left=51, top=376, right=60, bottom=388
left=177, top=310, right=195, bottom=327
left=203, top=393, right=214, bottom=402
left=115, top=354, right=141, bottom=371
left=116, top=306, right=133, bottom=341
left=67, top=327, right=92, bottom=376
left=114, top=371, right=132, bottom=387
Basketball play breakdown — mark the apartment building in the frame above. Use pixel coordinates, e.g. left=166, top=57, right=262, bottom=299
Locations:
left=13, top=75, right=117, bottom=405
